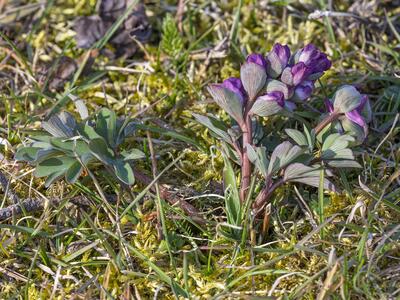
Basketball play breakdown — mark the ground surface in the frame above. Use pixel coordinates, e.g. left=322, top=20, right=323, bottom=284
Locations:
left=0, top=0, right=399, bottom=299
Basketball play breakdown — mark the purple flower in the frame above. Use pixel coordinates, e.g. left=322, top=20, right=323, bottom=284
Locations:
left=293, top=81, right=314, bottom=101
left=246, top=53, right=267, bottom=70
left=221, top=77, right=247, bottom=105
left=272, top=43, right=291, bottom=66
left=345, top=95, right=370, bottom=134
left=281, top=62, right=310, bottom=86
left=296, top=44, right=331, bottom=78
left=266, top=43, right=291, bottom=78
left=259, top=91, right=285, bottom=107
left=297, top=44, right=319, bottom=64
left=325, top=94, right=371, bottom=136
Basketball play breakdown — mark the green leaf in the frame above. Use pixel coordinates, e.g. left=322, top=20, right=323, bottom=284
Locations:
left=113, top=160, right=135, bottom=185
left=15, top=147, right=41, bottom=162
left=207, top=85, right=243, bottom=124
left=246, top=144, right=269, bottom=178
left=34, top=157, right=76, bottom=178
left=222, top=153, right=241, bottom=226
left=50, top=138, right=90, bottom=156
left=341, top=117, right=366, bottom=143
left=327, top=160, right=362, bottom=168
left=267, top=142, right=304, bottom=176
left=35, top=149, right=64, bottom=163
left=240, top=62, right=267, bottom=100
left=284, top=163, right=336, bottom=191
left=193, top=113, right=231, bottom=143
left=322, top=134, right=354, bottom=152
left=42, top=112, right=76, bottom=138
left=77, top=123, right=102, bottom=141
left=285, top=129, right=308, bottom=146
left=303, top=124, right=315, bottom=151
left=65, top=161, right=83, bottom=183
left=88, top=138, right=115, bottom=165
left=44, top=170, right=65, bottom=187
left=249, top=97, right=282, bottom=117
left=96, top=108, right=117, bottom=148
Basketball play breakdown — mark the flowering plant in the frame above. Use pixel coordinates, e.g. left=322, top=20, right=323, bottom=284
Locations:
left=195, top=43, right=371, bottom=240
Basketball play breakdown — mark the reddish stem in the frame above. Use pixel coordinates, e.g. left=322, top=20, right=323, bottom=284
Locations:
left=315, top=112, right=340, bottom=135
left=252, top=178, right=285, bottom=217
left=240, top=101, right=253, bottom=203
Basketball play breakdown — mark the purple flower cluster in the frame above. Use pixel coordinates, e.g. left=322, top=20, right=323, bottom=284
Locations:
left=216, top=43, right=331, bottom=111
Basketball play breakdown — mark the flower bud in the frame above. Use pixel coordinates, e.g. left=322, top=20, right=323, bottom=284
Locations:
left=246, top=53, right=267, bottom=70
left=260, top=91, right=285, bottom=107
left=294, top=44, right=331, bottom=80
left=293, top=81, right=314, bottom=101
left=281, top=62, right=310, bottom=86
left=221, top=77, right=247, bottom=105
left=266, top=43, right=291, bottom=78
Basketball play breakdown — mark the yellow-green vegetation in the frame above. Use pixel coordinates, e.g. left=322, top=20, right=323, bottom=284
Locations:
left=0, top=0, right=399, bottom=299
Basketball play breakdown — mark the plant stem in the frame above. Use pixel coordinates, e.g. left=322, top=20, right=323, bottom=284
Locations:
left=252, top=178, right=285, bottom=217
left=240, top=115, right=252, bottom=203
left=314, top=112, right=340, bottom=135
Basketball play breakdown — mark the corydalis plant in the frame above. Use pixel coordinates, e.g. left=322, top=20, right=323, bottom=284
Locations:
left=195, top=43, right=371, bottom=236
left=15, top=108, right=144, bottom=187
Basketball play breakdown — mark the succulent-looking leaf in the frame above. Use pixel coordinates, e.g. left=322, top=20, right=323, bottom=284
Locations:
left=77, top=123, right=102, bottom=141
left=284, top=163, right=336, bottom=191
left=50, top=138, right=90, bottom=156
left=34, top=157, right=76, bottom=178
left=249, top=97, right=283, bottom=117
left=65, top=161, right=83, bottom=183
left=88, top=138, right=115, bottom=165
left=96, top=108, right=117, bottom=148
left=240, top=62, right=267, bottom=100
left=42, top=112, right=76, bottom=138
left=113, top=160, right=135, bottom=185
left=35, top=149, right=64, bottom=163
left=207, top=85, right=244, bottom=124
left=333, top=85, right=362, bottom=113
left=15, top=147, right=41, bottom=162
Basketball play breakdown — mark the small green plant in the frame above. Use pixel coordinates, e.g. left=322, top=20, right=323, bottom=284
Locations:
left=15, top=108, right=144, bottom=187
left=195, top=44, right=372, bottom=240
